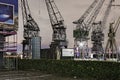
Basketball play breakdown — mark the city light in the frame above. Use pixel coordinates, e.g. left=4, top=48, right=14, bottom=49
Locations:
left=77, top=41, right=85, bottom=47
left=79, top=42, right=84, bottom=47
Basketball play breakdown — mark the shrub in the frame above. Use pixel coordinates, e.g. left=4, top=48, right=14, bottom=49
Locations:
left=18, top=59, right=120, bottom=80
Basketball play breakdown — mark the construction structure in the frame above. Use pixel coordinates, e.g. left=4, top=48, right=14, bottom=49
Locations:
left=91, top=0, right=114, bottom=59
left=21, top=0, right=41, bottom=59
left=0, top=1, right=18, bottom=68
left=105, top=16, right=120, bottom=60
left=73, top=0, right=120, bottom=60
left=45, top=0, right=68, bottom=59
left=73, top=0, right=105, bottom=58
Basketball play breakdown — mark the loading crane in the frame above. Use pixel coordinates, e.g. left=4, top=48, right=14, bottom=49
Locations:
left=91, top=0, right=114, bottom=58
left=73, top=0, right=105, bottom=58
left=73, top=0, right=99, bottom=40
left=21, top=0, right=40, bottom=59
left=105, top=16, right=120, bottom=60
left=45, top=0, right=67, bottom=59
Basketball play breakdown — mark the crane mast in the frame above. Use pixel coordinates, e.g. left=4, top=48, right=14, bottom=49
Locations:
left=91, top=0, right=114, bottom=58
left=73, top=0, right=105, bottom=58
left=45, top=0, right=67, bottom=59
left=21, top=0, right=40, bottom=58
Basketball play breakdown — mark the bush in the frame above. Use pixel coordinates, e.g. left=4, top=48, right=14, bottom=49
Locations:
left=18, top=59, right=120, bottom=80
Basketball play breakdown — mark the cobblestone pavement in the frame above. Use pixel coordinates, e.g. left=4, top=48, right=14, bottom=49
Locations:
left=0, top=71, right=80, bottom=80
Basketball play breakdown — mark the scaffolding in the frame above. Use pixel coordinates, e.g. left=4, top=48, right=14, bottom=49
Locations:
left=0, top=29, right=17, bottom=53
left=0, top=27, right=17, bottom=69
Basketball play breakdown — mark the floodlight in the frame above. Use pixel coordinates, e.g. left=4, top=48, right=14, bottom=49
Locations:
left=79, top=42, right=84, bottom=47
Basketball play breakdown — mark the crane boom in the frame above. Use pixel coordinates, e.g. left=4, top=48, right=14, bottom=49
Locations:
left=21, top=0, right=40, bottom=39
left=73, top=0, right=99, bottom=24
left=86, top=0, right=105, bottom=30
left=114, top=16, right=120, bottom=33
left=45, top=0, right=67, bottom=45
left=102, top=0, right=113, bottom=29
left=45, top=0, right=64, bottom=28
